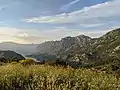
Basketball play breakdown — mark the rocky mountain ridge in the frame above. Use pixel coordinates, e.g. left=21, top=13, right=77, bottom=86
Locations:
left=36, top=35, right=92, bottom=55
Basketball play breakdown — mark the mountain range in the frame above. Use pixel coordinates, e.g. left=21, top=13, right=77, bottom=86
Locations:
left=0, top=42, right=38, bottom=55
left=0, top=28, right=120, bottom=70
left=26, top=28, right=120, bottom=70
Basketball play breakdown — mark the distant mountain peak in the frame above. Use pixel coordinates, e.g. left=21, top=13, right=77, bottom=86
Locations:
left=77, top=35, right=91, bottom=38
left=1, top=42, right=18, bottom=44
left=36, top=34, right=92, bottom=55
left=0, top=42, right=38, bottom=55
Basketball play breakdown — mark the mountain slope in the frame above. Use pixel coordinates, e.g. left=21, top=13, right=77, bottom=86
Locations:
left=0, top=50, right=25, bottom=62
left=89, top=29, right=120, bottom=53
left=59, top=28, right=120, bottom=68
left=36, top=35, right=92, bottom=55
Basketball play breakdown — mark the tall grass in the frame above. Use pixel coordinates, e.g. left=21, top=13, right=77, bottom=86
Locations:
left=0, top=64, right=120, bottom=90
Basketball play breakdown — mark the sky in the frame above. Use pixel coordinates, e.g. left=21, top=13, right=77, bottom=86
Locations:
left=0, top=0, right=120, bottom=44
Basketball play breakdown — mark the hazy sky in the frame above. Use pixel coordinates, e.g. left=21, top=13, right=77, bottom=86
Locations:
left=0, top=0, right=120, bottom=44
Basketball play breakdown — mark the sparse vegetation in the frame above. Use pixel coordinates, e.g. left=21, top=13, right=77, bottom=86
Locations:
left=20, top=59, right=36, bottom=66
left=0, top=63, right=120, bottom=90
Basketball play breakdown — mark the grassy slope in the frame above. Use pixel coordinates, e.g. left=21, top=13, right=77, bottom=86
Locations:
left=0, top=64, right=120, bottom=90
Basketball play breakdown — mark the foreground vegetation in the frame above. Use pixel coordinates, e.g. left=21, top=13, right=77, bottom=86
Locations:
left=0, top=63, right=120, bottom=90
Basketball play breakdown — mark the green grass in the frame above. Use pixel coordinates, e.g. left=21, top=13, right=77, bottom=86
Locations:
left=0, top=64, right=120, bottom=90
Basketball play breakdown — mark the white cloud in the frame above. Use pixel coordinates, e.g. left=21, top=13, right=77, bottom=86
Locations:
left=67, top=0, right=80, bottom=6
left=23, top=0, right=120, bottom=27
left=23, top=13, right=69, bottom=23
left=60, top=0, right=81, bottom=11
left=80, top=23, right=104, bottom=28
left=0, top=27, right=42, bottom=44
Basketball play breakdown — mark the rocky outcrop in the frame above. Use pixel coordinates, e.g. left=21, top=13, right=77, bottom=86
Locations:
left=36, top=35, right=92, bottom=55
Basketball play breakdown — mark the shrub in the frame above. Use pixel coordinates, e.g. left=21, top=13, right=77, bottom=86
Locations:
left=44, top=59, right=56, bottom=65
left=20, top=59, right=36, bottom=66
left=10, top=61, right=18, bottom=64
left=0, top=57, right=7, bottom=63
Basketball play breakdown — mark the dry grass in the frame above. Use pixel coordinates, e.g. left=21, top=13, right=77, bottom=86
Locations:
left=0, top=64, right=120, bottom=90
